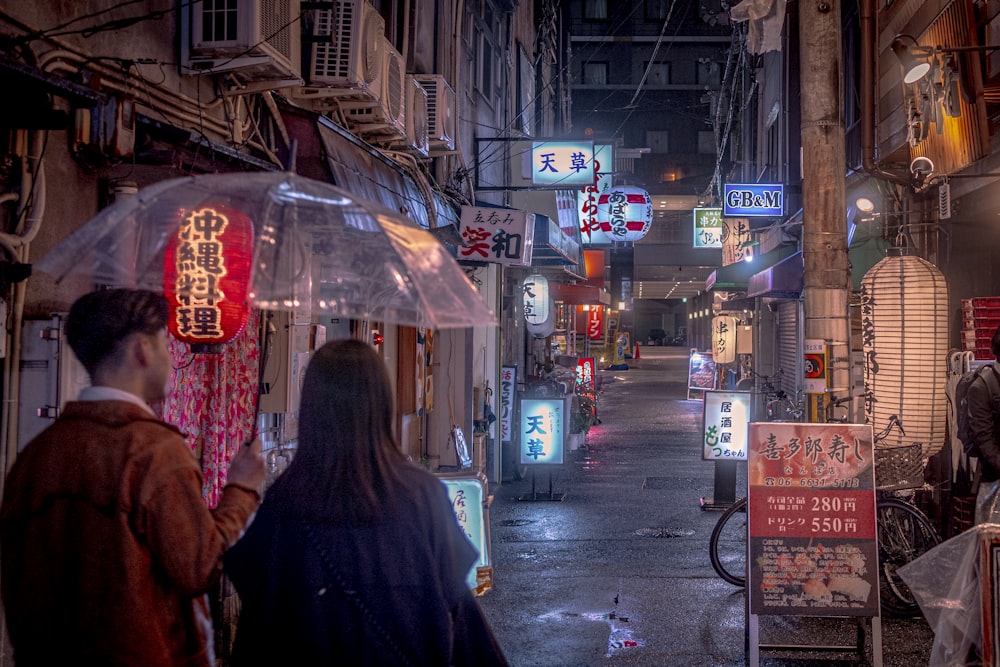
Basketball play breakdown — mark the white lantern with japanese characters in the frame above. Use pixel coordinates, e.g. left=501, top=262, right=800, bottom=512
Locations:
left=596, top=186, right=653, bottom=242
left=861, top=253, right=948, bottom=487
left=711, top=316, right=737, bottom=364
left=523, top=274, right=554, bottom=338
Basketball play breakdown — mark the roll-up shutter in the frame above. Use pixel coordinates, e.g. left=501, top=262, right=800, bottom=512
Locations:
left=776, top=300, right=801, bottom=398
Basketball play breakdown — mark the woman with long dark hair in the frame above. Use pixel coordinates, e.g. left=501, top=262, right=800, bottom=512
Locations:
left=224, top=339, right=507, bottom=666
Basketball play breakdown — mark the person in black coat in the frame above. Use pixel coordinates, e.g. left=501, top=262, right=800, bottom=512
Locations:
left=970, top=326, right=1000, bottom=524
left=224, top=339, right=508, bottom=666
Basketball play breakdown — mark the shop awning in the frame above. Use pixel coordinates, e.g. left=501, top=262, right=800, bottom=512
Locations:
left=550, top=282, right=610, bottom=305
left=705, top=245, right=797, bottom=291
left=747, top=251, right=803, bottom=298
left=531, top=215, right=585, bottom=281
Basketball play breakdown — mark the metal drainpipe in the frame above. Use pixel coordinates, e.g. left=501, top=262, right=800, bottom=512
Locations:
left=859, top=0, right=910, bottom=187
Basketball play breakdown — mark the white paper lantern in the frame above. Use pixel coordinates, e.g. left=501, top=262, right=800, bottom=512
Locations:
left=860, top=254, right=948, bottom=465
left=712, top=316, right=737, bottom=364
left=523, top=274, right=554, bottom=337
left=596, top=186, right=652, bottom=242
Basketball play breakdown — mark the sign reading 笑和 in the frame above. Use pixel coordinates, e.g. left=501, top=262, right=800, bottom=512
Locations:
left=519, top=398, right=565, bottom=464
left=702, top=390, right=750, bottom=460
left=531, top=141, right=596, bottom=187
left=693, top=207, right=723, bottom=248
left=458, top=206, right=534, bottom=266
left=724, top=183, right=784, bottom=217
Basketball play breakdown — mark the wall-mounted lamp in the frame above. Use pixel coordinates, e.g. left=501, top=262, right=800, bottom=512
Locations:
left=855, top=196, right=876, bottom=214
left=890, top=34, right=1000, bottom=84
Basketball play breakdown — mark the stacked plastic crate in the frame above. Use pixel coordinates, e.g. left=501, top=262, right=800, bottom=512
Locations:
left=962, top=297, right=1000, bottom=359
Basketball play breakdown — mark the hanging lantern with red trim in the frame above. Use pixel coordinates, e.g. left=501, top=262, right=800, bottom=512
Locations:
left=596, top=186, right=652, bottom=242
left=163, top=203, right=254, bottom=353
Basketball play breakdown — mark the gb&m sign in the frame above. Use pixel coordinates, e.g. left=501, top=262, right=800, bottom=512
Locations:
left=458, top=206, right=535, bottom=266
left=519, top=398, right=565, bottom=465
left=723, top=183, right=783, bottom=217
left=531, top=141, right=595, bottom=187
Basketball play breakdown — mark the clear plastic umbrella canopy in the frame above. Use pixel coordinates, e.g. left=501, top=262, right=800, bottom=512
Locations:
left=35, top=172, right=495, bottom=330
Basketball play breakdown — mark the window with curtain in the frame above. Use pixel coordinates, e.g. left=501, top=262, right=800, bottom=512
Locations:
left=583, top=0, right=607, bottom=20
left=582, top=62, right=608, bottom=85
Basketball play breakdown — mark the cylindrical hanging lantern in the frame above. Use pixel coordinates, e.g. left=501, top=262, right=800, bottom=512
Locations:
left=596, top=186, right=652, bottom=242
left=163, top=203, right=254, bottom=352
left=712, top=316, right=737, bottom=364
left=523, top=274, right=554, bottom=338
left=861, top=253, right=948, bottom=461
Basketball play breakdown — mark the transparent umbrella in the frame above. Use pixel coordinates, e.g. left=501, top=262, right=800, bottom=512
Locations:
left=35, top=172, right=495, bottom=329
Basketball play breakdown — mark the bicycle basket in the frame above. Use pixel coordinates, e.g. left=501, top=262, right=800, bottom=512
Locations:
left=874, top=443, right=927, bottom=491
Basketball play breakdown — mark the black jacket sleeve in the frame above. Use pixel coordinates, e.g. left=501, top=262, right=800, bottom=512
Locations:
left=969, top=369, right=1000, bottom=478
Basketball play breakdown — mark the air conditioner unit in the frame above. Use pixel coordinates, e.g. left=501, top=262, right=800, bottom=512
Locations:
left=414, top=74, right=456, bottom=153
left=187, top=0, right=302, bottom=85
left=389, top=75, right=430, bottom=157
left=303, top=0, right=384, bottom=100
left=342, top=38, right=406, bottom=139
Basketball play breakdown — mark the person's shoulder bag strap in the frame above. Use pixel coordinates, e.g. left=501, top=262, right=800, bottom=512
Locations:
left=299, top=520, right=415, bottom=667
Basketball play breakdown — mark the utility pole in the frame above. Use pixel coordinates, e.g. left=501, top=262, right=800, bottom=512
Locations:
left=799, top=0, right=851, bottom=420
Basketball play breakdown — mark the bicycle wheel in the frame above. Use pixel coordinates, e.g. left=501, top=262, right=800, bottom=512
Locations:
left=876, top=497, right=941, bottom=617
left=709, top=498, right=748, bottom=586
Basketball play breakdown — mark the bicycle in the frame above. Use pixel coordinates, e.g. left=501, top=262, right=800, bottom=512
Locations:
left=708, top=415, right=941, bottom=616
left=736, top=368, right=804, bottom=422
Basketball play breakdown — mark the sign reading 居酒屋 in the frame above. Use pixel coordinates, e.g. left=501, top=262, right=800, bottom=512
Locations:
left=693, top=207, right=723, bottom=248
left=747, top=422, right=879, bottom=618
left=439, top=476, right=490, bottom=590
left=723, top=183, right=784, bottom=217
left=531, top=141, right=595, bottom=187
left=458, top=206, right=535, bottom=266
left=702, top=390, right=750, bottom=460
left=519, top=397, right=565, bottom=465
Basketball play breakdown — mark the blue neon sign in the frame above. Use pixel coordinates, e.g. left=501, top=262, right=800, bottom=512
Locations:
left=723, top=183, right=784, bottom=217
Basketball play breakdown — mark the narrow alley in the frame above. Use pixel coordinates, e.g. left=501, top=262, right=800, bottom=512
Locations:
left=477, top=346, right=936, bottom=666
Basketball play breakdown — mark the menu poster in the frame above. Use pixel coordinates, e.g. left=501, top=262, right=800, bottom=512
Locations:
left=748, top=422, right=879, bottom=617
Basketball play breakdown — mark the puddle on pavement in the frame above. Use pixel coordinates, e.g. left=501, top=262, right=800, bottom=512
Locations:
left=539, top=610, right=645, bottom=657
left=633, top=527, right=695, bottom=538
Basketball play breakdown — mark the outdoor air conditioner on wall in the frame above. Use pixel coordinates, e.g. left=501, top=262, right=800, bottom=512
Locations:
left=298, top=0, right=383, bottom=101
left=389, top=75, right=430, bottom=157
left=414, top=74, right=456, bottom=153
left=187, top=0, right=302, bottom=84
left=342, top=38, right=406, bottom=139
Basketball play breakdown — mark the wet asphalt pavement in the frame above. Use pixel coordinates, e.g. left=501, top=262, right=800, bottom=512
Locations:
left=477, top=346, right=935, bottom=666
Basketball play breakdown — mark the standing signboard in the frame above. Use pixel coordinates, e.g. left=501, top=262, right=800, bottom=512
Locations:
left=702, top=390, right=750, bottom=461
left=687, top=350, right=717, bottom=398
left=438, top=474, right=492, bottom=594
left=519, top=398, right=565, bottom=465
left=747, top=422, right=881, bottom=665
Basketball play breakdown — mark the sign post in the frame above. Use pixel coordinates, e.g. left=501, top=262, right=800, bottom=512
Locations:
left=700, top=390, right=751, bottom=511
left=746, top=422, right=882, bottom=666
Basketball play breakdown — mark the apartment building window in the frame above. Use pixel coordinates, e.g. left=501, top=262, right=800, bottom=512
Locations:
left=646, top=130, right=669, bottom=154
left=698, top=131, right=715, bottom=155
left=582, top=62, right=608, bottom=85
left=583, top=0, right=607, bottom=20
left=478, top=31, right=494, bottom=96
left=644, top=62, right=670, bottom=87
left=696, top=60, right=721, bottom=87
left=646, top=0, right=670, bottom=20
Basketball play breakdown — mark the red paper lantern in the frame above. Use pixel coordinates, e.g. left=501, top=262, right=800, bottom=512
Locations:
left=596, top=186, right=652, bottom=242
left=163, top=203, right=253, bottom=349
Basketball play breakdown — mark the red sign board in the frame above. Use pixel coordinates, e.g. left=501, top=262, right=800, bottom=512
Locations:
left=748, top=423, right=879, bottom=617
left=587, top=306, right=603, bottom=340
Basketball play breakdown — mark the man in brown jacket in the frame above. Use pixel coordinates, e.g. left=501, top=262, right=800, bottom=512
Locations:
left=0, top=289, right=265, bottom=666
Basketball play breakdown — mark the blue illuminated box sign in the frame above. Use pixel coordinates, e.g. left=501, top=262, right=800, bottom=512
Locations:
left=519, top=397, right=565, bottom=464
left=439, top=475, right=490, bottom=590
left=723, top=183, right=784, bottom=217
left=531, top=141, right=596, bottom=187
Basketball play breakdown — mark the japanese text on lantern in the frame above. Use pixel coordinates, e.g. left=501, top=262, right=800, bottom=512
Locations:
left=174, top=207, right=230, bottom=339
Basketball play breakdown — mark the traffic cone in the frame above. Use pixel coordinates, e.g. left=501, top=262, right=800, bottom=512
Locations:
left=634, top=342, right=641, bottom=359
